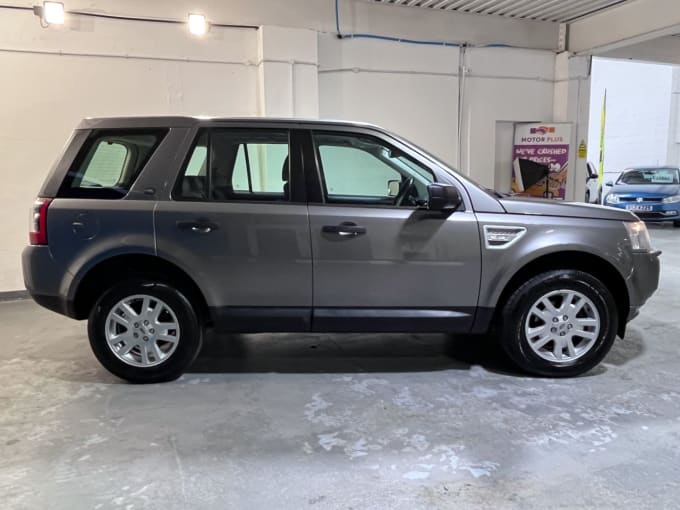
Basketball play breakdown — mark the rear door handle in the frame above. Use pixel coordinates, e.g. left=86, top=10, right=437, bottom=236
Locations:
left=176, top=220, right=219, bottom=234
left=322, top=222, right=367, bottom=237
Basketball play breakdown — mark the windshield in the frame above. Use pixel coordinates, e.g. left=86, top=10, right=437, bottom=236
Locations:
left=618, top=168, right=680, bottom=185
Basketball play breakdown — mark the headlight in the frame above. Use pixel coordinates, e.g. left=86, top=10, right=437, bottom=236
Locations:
left=605, top=193, right=620, bottom=204
left=624, top=221, right=653, bottom=252
left=662, top=195, right=680, bottom=203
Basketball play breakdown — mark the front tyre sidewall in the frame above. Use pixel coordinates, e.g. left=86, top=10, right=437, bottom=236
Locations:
left=89, top=281, right=202, bottom=383
left=502, top=271, right=618, bottom=377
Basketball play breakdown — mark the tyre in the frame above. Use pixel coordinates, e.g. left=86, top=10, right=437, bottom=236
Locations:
left=585, top=190, right=590, bottom=203
left=88, top=280, right=203, bottom=383
left=498, top=270, right=618, bottom=377
left=673, top=221, right=680, bottom=228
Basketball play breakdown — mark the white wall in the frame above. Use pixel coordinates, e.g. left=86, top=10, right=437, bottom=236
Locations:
left=464, top=47, right=556, bottom=189
left=318, top=35, right=460, bottom=166
left=2, top=0, right=560, bottom=51
left=587, top=58, right=673, bottom=182
left=668, top=67, right=680, bottom=167
left=319, top=38, right=557, bottom=189
left=0, top=1, right=568, bottom=291
left=0, top=9, right=259, bottom=291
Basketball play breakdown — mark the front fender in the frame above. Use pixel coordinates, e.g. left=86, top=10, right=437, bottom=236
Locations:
left=476, top=213, right=633, bottom=308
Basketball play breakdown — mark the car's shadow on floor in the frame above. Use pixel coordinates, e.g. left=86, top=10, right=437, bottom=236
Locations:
left=188, top=332, right=515, bottom=375
left=188, top=333, right=514, bottom=373
left=186, top=329, right=646, bottom=378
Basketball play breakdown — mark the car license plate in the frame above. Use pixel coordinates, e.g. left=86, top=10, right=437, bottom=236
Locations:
left=626, top=204, right=653, bottom=212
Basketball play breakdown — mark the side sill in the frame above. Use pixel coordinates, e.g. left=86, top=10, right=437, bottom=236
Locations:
left=209, top=307, right=483, bottom=334
left=312, top=308, right=474, bottom=333
left=210, top=307, right=311, bottom=333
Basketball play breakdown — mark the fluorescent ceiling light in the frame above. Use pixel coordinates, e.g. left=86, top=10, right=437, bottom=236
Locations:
left=188, top=13, right=208, bottom=36
left=43, top=1, right=65, bottom=25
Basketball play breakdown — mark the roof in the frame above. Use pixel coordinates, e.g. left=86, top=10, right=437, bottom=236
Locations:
left=77, top=116, right=383, bottom=131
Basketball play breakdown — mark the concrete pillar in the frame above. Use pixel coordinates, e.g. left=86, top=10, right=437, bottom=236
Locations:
left=256, top=26, right=319, bottom=118
left=666, top=67, right=680, bottom=167
left=553, top=52, right=591, bottom=202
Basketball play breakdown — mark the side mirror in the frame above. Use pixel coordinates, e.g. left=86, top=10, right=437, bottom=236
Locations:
left=387, top=179, right=400, bottom=197
left=605, top=181, right=614, bottom=187
left=427, top=183, right=462, bottom=211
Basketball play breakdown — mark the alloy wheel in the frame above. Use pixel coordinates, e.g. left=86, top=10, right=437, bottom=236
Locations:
left=105, top=294, right=181, bottom=367
left=524, top=289, right=601, bottom=363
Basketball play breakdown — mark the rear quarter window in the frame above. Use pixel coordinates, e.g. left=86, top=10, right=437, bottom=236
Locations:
left=58, top=129, right=167, bottom=198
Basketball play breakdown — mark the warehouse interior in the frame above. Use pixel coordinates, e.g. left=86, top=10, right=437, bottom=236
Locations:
left=2, top=1, right=680, bottom=508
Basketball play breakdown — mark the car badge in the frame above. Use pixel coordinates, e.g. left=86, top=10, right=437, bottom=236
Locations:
left=636, top=197, right=644, bottom=203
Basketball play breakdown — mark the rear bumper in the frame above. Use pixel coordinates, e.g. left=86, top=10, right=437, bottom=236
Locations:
left=22, top=245, right=74, bottom=318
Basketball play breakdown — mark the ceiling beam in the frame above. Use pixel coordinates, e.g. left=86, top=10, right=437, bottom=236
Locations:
left=569, top=0, right=680, bottom=54
left=600, top=36, right=680, bottom=65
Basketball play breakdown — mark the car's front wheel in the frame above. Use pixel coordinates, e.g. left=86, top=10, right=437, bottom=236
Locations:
left=673, top=220, right=680, bottom=228
left=499, top=270, right=617, bottom=377
left=88, top=280, right=203, bottom=383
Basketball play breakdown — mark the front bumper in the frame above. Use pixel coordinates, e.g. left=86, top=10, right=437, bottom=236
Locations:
left=626, top=249, right=661, bottom=315
left=607, top=201, right=680, bottom=221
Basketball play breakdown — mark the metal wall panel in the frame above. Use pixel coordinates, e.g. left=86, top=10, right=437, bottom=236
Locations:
left=372, top=0, right=632, bottom=23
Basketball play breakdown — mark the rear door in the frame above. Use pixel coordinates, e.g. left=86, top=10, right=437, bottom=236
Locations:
left=304, top=128, right=482, bottom=332
left=154, top=127, right=313, bottom=332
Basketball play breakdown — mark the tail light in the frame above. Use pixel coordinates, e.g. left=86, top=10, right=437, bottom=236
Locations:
left=29, top=198, right=52, bottom=245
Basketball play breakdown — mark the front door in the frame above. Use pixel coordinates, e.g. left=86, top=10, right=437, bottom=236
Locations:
left=155, top=127, right=312, bottom=331
left=305, top=129, right=481, bottom=332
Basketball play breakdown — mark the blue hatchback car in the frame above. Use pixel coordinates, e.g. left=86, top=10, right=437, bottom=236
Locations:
left=603, top=166, right=680, bottom=227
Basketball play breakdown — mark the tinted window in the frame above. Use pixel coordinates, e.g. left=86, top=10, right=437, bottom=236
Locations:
left=60, top=130, right=166, bottom=198
left=175, top=129, right=290, bottom=201
left=618, top=168, right=680, bottom=185
left=313, top=132, right=434, bottom=206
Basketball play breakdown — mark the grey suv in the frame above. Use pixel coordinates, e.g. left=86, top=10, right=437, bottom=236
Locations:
left=23, top=117, right=661, bottom=383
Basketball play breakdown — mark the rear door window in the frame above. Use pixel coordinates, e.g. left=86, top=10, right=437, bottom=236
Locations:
left=174, top=129, right=290, bottom=202
left=60, top=129, right=167, bottom=198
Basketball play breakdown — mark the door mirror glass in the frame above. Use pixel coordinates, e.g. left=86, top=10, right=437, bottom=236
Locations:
left=387, top=179, right=400, bottom=197
left=427, top=183, right=462, bottom=211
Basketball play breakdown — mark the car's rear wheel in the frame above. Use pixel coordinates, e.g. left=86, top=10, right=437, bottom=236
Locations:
left=585, top=190, right=591, bottom=203
left=499, top=270, right=617, bottom=377
left=88, top=280, right=203, bottom=383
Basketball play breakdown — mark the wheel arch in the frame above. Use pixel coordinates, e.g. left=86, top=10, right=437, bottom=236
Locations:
left=70, top=253, right=211, bottom=324
left=495, top=251, right=630, bottom=337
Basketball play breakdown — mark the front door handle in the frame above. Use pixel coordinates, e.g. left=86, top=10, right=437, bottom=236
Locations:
left=176, top=220, right=219, bottom=234
left=322, top=222, right=367, bottom=237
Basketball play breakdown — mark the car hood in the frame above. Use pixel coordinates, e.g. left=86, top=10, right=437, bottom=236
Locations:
left=609, top=183, right=680, bottom=196
left=500, top=196, right=636, bottom=221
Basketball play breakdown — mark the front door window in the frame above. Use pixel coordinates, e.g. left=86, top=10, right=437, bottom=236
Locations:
left=313, top=132, right=434, bottom=207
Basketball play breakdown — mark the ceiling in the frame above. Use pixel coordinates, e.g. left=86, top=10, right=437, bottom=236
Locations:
left=371, top=0, right=634, bottom=23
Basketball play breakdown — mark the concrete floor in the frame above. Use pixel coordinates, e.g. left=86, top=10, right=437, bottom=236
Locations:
left=2, top=226, right=680, bottom=510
